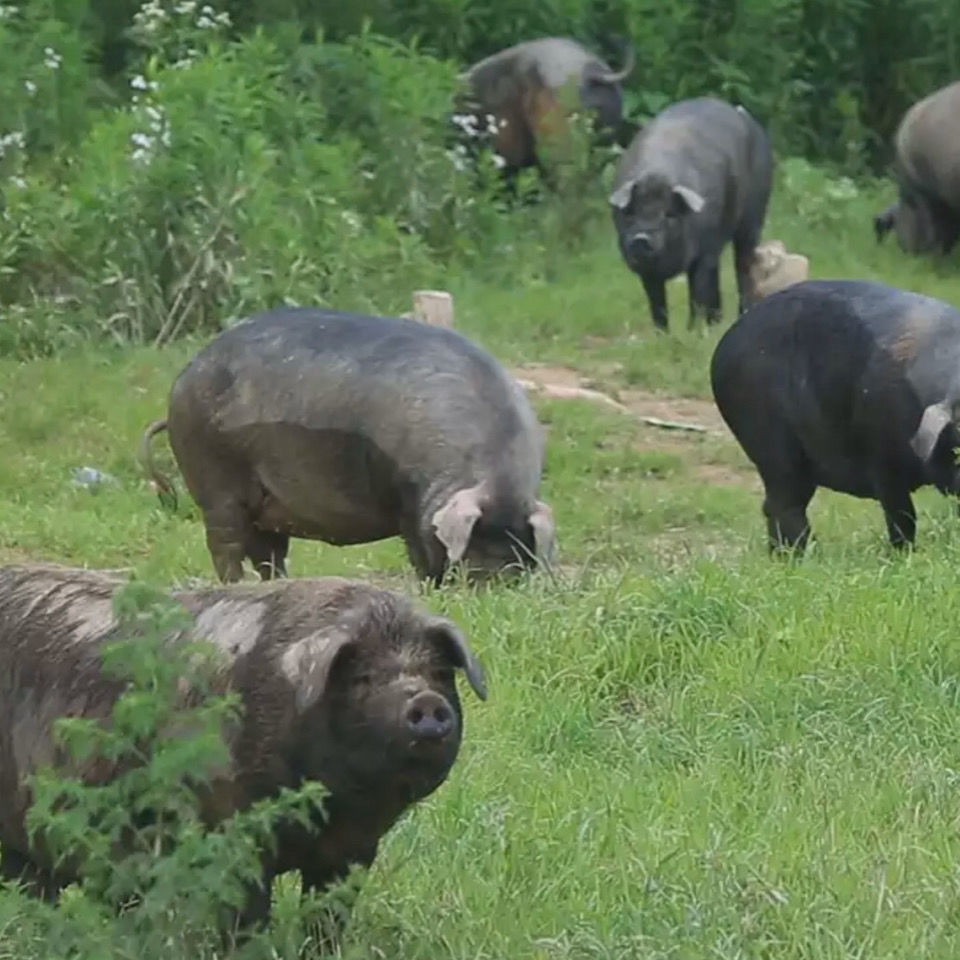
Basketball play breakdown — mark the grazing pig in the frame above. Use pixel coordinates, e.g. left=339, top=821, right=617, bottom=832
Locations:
left=610, top=98, right=774, bottom=331
left=0, top=564, right=487, bottom=935
left=748, top=240, right=810, bottom=299
left=139, top=308, right=556, bottom=585
left=459, top=36, right=635, bottom=174
left=874, top=81, right=960, bottom=255
left=711, top=279, right=960, bottom=552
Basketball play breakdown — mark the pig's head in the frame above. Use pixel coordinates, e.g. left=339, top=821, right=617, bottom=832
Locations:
left=429, top=482, right=556, bottom=583
left=284, top=595, right=487, bottom=805
left=609, top=170, right=704, bottom=274
left=910, top=396, right=960, bottom=495
left=890, top=191, right=940, bottom=254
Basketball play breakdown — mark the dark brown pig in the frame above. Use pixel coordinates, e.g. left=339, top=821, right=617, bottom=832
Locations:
left=0, top=564, right=487, bottom=933
left=874, top=81, right=960, bottom=255
left=460, top=36, right=636, bottom=174
left=139, top=307, right=556, bottom=585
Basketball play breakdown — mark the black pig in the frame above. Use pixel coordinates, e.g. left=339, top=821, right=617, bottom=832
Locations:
left=712, top=280, right=960, bottom=551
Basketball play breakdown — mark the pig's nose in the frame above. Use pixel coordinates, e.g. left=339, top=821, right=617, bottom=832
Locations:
left=405, top=691, right=454, bottom=741
left=630, top=231, right=653, bottom=254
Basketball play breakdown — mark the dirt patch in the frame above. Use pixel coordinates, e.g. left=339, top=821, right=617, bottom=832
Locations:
left=619, top=389, right=729, bottom=436
left=513, top=364, right=583, bottom=390
left=512, top=362, right=765, bottom=494
left=513, top=363, right=732, bottom=439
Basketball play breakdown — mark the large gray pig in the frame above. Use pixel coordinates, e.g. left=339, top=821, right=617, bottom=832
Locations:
left=874, top=81, right=960, bottom=255
left=139, top=308, right=556, bottom=585
left=460, top=36, right=635, bottom=173
left=711, top=280, right=960, bottom=552
left=0, top=565, right=486, bottom=936
left=610, top=98, right=773, bottom=331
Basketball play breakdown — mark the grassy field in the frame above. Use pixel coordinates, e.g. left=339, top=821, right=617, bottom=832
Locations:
left=6, top=167, right=960, bottom=958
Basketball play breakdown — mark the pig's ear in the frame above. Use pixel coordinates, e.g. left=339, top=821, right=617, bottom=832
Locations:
left=671, top=184, right=705, bottom=215
left=609, top=179, right=635, bottom=210
left=911, top=400, right=955, bottom=462
left=280, top=628, right=356, bottom=713
left=431, top=485, right=485, bottom=564
left=528, top=500, right=556, bottom=564
left=425, top=617, right=487, bottom=700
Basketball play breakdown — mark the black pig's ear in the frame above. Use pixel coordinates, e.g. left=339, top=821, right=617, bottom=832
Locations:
left=280, top=627, right=356, bottom=713
left=425, top=617, right=488, bottom=701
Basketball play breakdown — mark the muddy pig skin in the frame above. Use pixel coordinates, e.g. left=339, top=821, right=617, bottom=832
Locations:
left=711, top=279, right=960, bottom=551
left=139, top=307, right=556, bottom=585
left=0, top=564, right=487, bottom=935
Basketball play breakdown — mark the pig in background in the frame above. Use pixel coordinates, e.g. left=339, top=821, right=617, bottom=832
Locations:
left=712, top=279, right=960, bottom=552
left=139, top=307, right=556, bottom=586
left=459, top=36, right=636, bottom=176
left=0, top=564, right=487, bottom=940
left=610, top=97, right=774, bottom=331
left=874, top=80, right=960, bottom=256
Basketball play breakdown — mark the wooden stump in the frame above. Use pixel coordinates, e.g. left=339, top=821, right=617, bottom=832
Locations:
left=412, top=290, right=454, bottom=328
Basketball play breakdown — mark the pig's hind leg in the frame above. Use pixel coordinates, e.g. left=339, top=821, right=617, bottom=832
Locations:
left=246, top=529, right=290, bottom=580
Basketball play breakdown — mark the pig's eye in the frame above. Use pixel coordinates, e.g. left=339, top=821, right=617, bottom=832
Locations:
left=432, top=667, right=455, bottom=686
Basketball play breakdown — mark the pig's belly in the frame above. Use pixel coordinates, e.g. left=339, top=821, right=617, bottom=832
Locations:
left=230, top=424, right=404, bottom=544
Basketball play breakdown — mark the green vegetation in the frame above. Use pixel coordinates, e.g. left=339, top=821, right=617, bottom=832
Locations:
left=5, top=0, right=960, bottom=957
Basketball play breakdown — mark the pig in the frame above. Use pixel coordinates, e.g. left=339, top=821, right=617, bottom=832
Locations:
left=748, top=240, right=810, bottom=299
left=711, top=279, right=960, bottom=552
left=459, top=36, right=636, bottom=175
left=610, top=98, right=774, bottom=331
left=0, top=564, right=487, bottom=937
left=138, top=307, right=556, bottom=585
left=873, top=81, right=960, bottom=255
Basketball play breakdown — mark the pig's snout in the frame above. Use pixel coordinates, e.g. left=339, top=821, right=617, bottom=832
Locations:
left=628, top=231, right=654, bottom=255
left=405, top=690, right=454, bottom=741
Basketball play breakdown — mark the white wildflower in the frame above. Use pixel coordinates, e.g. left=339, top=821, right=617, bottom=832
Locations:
left=174, top=0, right=196, bottom=12
left=340, top=210, right=362, bottom=233
left=0, top=5, right=18, bottom=21
left=9, top=176, right=26, bottom=189
left=23, top=80, right=36, bottom=96
left=451, top=113, right=481, bottom=138
left=214, top=10, right=230, bottom=25
left=133, top=0, right=167, bottom=32
left=131, top=132, right=154, bottom=149
left=446, top=147, right=468, bottom=172
left=0, top=131, right=26, bottom=158
left=43, top=47, right=62, bottom=70
left=197, top=14, right=214, bottom=28
left=491, top=153, right=506, bottom=169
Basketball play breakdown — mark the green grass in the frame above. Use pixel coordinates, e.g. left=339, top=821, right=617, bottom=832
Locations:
left=6, top=164, right=960, bottom=958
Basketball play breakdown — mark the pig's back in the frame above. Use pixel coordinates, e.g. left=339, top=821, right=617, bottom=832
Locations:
left=169, top=308, right=538, bottom=474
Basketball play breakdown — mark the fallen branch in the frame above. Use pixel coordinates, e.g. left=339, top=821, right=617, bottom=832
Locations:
left=641, top=416, right=708, bottom=433
left=514, top=378, right=628, bottom=412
